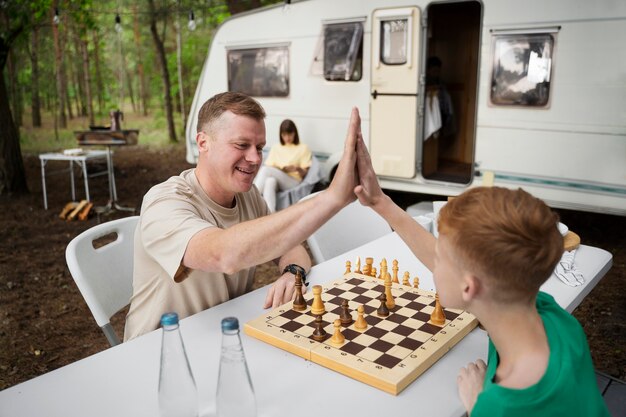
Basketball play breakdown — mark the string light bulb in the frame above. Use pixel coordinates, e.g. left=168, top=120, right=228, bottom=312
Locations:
left=187, top=10, right=196, bottom=31
left=114, top=13, right=122, bottom=33
left=53, top=7, right=60, bottom=25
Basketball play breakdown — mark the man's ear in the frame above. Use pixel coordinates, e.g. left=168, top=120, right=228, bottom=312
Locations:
left=196, top=131, right=209, bottom=152
left=462, top=273, right=481, bottom=303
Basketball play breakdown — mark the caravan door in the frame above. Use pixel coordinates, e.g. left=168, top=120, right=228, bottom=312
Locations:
left=370, top=7, right=421, bottom=179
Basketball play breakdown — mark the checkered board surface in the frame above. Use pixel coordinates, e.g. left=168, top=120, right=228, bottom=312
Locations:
left=244, top=272, right=477, bottom=395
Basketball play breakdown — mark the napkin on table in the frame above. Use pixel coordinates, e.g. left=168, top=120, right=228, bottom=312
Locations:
left=554, top=249, right=585, bottom=287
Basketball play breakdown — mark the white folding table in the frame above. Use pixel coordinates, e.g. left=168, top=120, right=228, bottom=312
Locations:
left=39, top=150, right=110, bottom=210
left=0, top=231, right=612, bottom=417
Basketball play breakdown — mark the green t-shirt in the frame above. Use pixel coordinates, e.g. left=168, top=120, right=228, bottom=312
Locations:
left=471, top=292, right=609, bottom=417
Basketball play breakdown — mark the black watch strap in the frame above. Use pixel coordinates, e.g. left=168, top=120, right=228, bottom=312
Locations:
left=283, top=264, right=307, bottom=285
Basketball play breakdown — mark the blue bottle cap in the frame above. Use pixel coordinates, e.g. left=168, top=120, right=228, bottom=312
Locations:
left=221, top=317, right=239, bottom=332
left=161, top=312, right=179, bottom=326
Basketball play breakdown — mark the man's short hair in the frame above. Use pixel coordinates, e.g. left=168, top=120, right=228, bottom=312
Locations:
left=196, top=92, right=266, bottom=135
left=438, top=187, right=563, bottom=303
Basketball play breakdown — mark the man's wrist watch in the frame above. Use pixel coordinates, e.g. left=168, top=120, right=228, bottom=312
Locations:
left=283, top=264, right=308, bottom=286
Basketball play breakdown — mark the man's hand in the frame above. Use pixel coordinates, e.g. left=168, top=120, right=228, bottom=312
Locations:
left=354, top=134, right=385, bottom=209
left=327, top=107, right=361, bottom=207
left=263, top=272, right=308, bottom=309
left=457, top=359, right=487, bottom=416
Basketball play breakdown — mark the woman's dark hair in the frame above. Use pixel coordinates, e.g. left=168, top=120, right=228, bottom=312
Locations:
left=279, top=119, right=300, bottom=145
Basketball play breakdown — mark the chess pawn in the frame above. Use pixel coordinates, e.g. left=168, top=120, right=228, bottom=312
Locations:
left=392, top=260, right=399, bottom=284
left=354, top=305, right=368, bottom=330
left=363, top=257, right=373, bottom=276
left=371, top=267, right=377, bottom=278
left=413, top=277, right=420, bottom=289
left=292, top=271, right=307, bottom=312
left=340, top=299, right=353, bottom=326
left=377, top=293, right=390, bottom=317
left=330, top=319, right=345, bottom=346
left=384, top=273, right=395, bottom=309
left=402, top=271, right=410, bottom=286
left=312, top=315, right=327, bottom=342
left=344, top=260, right=351, bottom=275
left=310, top=285, right=326, bottom=316
left=430, top=294, right=446, bottom=326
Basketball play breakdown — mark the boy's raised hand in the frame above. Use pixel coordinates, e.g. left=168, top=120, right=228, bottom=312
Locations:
left=354, top=133, right=385, bottom=208
left=327, top=107, right=361, bottom=207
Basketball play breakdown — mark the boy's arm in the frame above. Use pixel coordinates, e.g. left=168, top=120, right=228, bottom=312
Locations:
left=354, top=136, right=436, bottom=271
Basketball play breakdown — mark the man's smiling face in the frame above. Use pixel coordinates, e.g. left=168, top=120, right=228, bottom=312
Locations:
left=199, top=111, right=266, bottom=207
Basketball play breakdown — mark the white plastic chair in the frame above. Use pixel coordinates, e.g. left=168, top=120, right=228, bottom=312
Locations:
left=275, top=155, right=323, bottom=211
left=65, top=216, right=139, bottom=346
left=303, top=193, right=392, bottom=264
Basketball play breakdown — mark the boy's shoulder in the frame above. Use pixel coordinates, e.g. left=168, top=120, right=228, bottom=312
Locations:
left=472, top=292, right=609, bottom=417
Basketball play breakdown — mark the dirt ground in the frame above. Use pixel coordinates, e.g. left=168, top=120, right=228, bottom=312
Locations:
left=0, top=143, right=624, bottom=391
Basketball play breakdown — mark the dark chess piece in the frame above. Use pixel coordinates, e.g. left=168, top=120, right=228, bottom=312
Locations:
left=377, top=293, right=390, bottom=317
left=340, top=299, right=353, bottom=326
left=292, top=271, right=307, bottom=311
left=312, top=315, right=327, bottom=342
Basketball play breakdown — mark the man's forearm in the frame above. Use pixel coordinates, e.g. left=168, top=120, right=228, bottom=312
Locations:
left=185, top=190, right=343, bottom=274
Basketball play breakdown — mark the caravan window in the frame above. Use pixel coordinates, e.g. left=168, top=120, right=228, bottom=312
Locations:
left=227, top=46, right=289, bottom=97
left=490, top=33, right=554, bottom=106
left=380, top=19, right=408, bottom=65
left=323, top=22, right=363, bottom=81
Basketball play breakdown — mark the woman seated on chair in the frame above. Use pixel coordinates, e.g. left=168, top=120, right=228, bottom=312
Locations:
left=254, top=119, right=312, bottom=212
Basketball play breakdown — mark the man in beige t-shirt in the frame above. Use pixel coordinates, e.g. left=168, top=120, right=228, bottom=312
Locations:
left=124, top=92, right=363, bottom=340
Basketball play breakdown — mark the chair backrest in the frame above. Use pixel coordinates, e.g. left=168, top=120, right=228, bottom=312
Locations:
left=304, top=193, right=392, bottom=264
left=65, top=216, right=139, bottom=346
left=276, top=155, right=323, bottom=210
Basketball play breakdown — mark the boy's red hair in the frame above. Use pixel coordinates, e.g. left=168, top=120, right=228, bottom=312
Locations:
left=438, top=187, right=563, bottom=303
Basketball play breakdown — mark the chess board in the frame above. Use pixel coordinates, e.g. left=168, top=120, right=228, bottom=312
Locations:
left=244, top=272, right=478, bottom=395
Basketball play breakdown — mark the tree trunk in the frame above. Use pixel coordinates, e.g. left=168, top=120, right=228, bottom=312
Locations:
left=7, top=49, right=22, bottom=128
left=175, top=13, right=187, bottom=132
left=148, top=0, right=177, bottom=143
left=52, top=5, right=67, bottom=128
left=126, top=68, right=136, bottom=113
left=92, top=30, right=105, bottom=116
left=30, top=27, right=42, bottom=127
left=66, top=43, right=81, bottom=118
left=81, top=37, right=94, bottom=126
left=133, top=5, right=148, bottom=115
left=0, top=62, right=29, bottom=194
left=64, top=59, right=74, bottom=120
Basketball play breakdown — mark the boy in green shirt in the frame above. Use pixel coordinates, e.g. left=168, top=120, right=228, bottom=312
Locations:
left=351, top=132, right=609, bottom=416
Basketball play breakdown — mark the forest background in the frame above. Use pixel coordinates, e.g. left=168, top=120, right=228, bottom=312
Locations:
left=1, top=0, right=281, bottom=193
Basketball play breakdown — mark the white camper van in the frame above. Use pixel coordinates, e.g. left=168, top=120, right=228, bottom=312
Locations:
left=186, top=0, right=626, bottom=215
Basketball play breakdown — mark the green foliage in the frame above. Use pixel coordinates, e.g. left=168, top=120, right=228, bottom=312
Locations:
left=10, top=0, right=282, bottom=154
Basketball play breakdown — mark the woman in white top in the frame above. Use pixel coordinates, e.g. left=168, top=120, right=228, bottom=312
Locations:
left=254, top=119, right=312, bottom=212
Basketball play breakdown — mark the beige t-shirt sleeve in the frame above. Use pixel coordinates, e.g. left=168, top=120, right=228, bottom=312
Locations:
left=139, top=191, right=214, bottom=282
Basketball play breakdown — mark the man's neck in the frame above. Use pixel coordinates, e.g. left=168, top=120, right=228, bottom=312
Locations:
left=473, top=300, right=550, bottom=389
left=194, top=168, right=236, bottom=208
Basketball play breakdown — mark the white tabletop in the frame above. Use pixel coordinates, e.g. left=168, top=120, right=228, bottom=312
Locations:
left=0, top=232, right=612, bottom=417
left=39, top=150, right=108, bottom=161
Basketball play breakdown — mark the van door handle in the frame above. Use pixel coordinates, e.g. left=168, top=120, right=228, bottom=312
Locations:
left=371, top=90, right=418, bottom=99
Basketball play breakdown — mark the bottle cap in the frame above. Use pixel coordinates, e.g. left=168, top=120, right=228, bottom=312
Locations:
left=161, top=312, right=179, bottom=326
left=221, top=317, right=239, bottom=332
